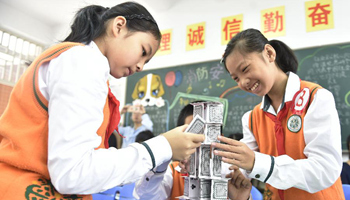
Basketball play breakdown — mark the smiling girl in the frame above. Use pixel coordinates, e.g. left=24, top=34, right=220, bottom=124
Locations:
left=214, top=28, right=344, bottom=200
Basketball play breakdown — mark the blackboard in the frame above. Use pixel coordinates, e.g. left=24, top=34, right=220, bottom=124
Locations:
left=295, top=43, right=350, bottom=150
left=124, top=42, right=350, bottom=150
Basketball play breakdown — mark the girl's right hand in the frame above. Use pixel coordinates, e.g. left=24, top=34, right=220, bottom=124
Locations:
left=162, top=125, right=204, bottom=161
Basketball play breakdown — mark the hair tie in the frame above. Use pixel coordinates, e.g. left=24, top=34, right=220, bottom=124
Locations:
left=124, top=14, right=157, bottom=25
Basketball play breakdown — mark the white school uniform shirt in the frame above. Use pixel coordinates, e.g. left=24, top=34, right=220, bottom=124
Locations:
left=241, top=72, right=342, bottom=193
left=38, top=41, right=172, bottom=194
left=119, top=113, right=153, bottom=148
left=133, top=161, right=173, bottom=200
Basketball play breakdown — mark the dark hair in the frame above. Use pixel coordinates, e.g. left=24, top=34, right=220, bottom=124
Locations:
left=135, top=130, right=154, bottom=143
left=227, top=133, right=243, bottom=141
left=64, top=2, right=161, bottom=43
left=222, top=28, right=298, bottom=73
left=177, top=103, right=194, bottom=127
left=176, top=100, right=205, bottom=126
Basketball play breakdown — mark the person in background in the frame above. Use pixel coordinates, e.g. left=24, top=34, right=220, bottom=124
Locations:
left=134, top=102, right=196, bottom=200
left=0, top=2, right=204, bottom=199
left=227, top=132, right=244, bottom=141
left=118, top=104, right=153, bottom=148
left=214, top=28, right=344, bottom=200
left=341, top=135, right=350, bottom=184
left=135, top=130, right=155, bottom=143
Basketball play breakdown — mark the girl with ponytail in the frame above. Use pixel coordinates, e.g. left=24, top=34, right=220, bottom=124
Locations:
left=214, top=28, right=344, bottom=200
left=0, top=2, right=204, bottom=199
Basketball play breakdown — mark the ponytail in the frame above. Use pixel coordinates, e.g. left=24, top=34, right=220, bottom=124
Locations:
left=64, top=5, right=107, bottom=43
left=64, top=2, right=161, bottom=44
left=268, top=40, right=298, bottom=73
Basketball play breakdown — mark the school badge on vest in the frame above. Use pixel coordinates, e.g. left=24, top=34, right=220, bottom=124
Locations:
left=287, top=114, right=302, bottom=133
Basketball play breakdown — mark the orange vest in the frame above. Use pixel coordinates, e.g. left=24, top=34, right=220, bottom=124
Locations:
left=0, top=42, right=117, bottom=200
left=249, top=80, right=344, bottom=200
left=170, top=161, right=185, bottom=200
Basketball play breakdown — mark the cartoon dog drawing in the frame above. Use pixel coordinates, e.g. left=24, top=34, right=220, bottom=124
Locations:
left=132, top=73, right=165, bottom=107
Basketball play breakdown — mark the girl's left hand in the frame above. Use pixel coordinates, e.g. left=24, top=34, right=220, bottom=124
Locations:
left=212, top=136, right=255, bottom=171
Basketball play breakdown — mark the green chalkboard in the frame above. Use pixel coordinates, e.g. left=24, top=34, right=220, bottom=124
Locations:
left=124, top=42, right=350, bottom=150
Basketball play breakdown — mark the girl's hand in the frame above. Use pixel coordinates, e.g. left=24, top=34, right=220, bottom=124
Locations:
left=212, top=136, right=255, bottom=171
left=162, top=125, right=204, bottom=161
left=226, top=165, right=252, bottom=200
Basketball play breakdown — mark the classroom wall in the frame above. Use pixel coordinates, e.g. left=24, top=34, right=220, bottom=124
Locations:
left=0, top=2, right=53, bottom=47
left=3, top=0, right=349, bottom=70
left=149, top=0, right=350, bottom=70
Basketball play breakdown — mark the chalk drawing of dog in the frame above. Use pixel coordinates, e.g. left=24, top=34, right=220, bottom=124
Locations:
left=132, top=73, right=165, bottom=107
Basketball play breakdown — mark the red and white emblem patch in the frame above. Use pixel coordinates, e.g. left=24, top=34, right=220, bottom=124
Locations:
left=291, top=88, right=310, bottom=115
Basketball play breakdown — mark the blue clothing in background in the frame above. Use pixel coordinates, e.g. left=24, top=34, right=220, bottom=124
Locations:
left=341, top=162, right=350, bottom=184
left=119, top=114, right=153, bottom=148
